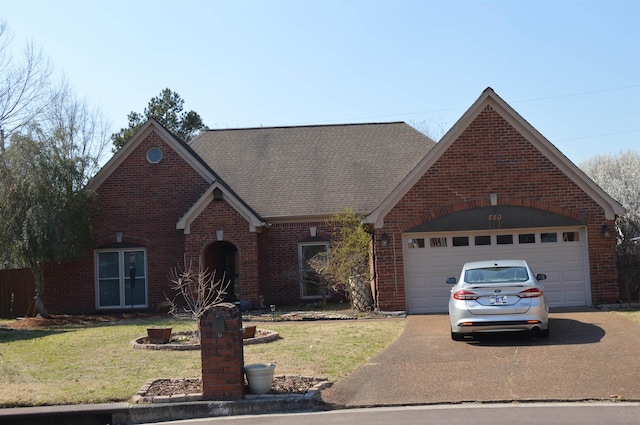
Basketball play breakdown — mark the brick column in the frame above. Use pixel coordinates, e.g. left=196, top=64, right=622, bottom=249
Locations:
left=199, top=303, right=244, bottom=400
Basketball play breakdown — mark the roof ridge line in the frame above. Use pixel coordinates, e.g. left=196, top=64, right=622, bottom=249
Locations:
left=203, top=121, right=407, bottom=132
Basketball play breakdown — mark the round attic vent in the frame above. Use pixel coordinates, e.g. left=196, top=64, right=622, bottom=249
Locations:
left=146, top=147, right=162, bottom=164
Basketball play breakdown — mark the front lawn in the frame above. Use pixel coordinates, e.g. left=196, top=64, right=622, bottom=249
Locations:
left=0, top=315, right=404, bottom=407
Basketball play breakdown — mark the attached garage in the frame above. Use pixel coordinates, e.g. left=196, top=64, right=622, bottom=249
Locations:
left=402, top=206, right=590, bottom=313
left=365, top=88, right=625, bottom=313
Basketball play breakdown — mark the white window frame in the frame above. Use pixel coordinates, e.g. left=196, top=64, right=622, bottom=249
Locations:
left=298, top=241, right=331, bottom=299
left=95, top=248, right=148, bottom=309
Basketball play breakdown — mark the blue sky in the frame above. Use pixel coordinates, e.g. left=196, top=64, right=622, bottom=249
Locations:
left=1, top=0, right=638, bottom=164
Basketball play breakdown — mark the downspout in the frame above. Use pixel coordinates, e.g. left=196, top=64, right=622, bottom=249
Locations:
left=371, top=232, right=379, bottom=311
left=392, top=231, right=398, bottom=297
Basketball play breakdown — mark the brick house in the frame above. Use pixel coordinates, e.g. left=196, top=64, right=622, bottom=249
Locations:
left=43, top=88, right=624, bottom=314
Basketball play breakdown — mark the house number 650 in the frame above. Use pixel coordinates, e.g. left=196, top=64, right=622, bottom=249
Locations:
left=488, top=214, right=502, bottom=221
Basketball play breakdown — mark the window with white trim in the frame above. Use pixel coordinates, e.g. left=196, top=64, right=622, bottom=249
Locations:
left=95, top=249, right=147, bottom=309
left=299, top=242, right=330, bottom=299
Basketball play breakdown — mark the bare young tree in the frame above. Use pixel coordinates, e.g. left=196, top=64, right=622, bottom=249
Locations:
left=167, top=261, right=231, bottom=333
left=0, top=20, right=59, bottom=144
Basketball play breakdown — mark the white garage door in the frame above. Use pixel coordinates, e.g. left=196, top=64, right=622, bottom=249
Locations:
left=403, top=227, right=590, bottom=313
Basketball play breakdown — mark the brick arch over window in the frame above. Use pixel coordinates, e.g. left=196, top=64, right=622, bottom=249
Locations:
left=294, top=229, right=331, bottom=242
left=94, top=234, right=149, bottom=248
left=399, top=198, right=588, bottom=233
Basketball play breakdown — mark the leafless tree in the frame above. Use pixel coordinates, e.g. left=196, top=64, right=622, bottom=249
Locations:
left=167, top=261, right=230, bottom=332
left=36, top=81, right=111, bottom=182
left=0, top=20, right=59, bottom=145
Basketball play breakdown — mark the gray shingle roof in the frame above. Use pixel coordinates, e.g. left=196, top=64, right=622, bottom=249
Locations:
left=188, top=122, right=436, bottom=219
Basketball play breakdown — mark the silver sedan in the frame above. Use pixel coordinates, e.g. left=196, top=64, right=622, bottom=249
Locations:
left=447, top=259, right=549, bottom=341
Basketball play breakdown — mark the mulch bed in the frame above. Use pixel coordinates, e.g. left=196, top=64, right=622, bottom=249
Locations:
left=144, top=376, right=327, bottom=397
left=4, top=313, right=154, bottom=329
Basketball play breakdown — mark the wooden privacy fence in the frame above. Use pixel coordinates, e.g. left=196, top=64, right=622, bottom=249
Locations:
left=0, top=269, right=36, bottom=318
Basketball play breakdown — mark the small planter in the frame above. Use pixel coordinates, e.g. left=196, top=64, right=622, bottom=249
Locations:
left=244, top=363, right=276, bottom=394
left=242, top=325, right=257, bottom=339
left=147, top=327, right=172, bottom=344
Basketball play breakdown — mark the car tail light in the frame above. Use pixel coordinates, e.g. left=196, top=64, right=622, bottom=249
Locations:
left=453, top=290, right=479, bottom=300
left=518, top=288, right=543, bottom=298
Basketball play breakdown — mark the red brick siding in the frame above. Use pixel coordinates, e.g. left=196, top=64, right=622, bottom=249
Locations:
left=375, top=106, right=619, bottom=310
left=184, top=199, right=260, bottom=304
left=44, top=131, right=210, bottom=314
left=257, top=222, right=335, bottom=306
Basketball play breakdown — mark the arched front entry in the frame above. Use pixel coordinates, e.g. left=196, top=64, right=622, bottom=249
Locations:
left=204, top=241, right=239, bottom=301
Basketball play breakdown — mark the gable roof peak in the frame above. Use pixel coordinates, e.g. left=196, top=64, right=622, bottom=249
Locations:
left=365, top=88, right=625, bottom=227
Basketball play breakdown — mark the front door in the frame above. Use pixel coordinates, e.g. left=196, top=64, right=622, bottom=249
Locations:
left=204, top=241, right=239, bottom=301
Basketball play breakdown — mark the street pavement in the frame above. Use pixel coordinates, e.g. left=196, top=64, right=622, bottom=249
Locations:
left=153, top=402, right=640, bottom=425
left=321, top=310, right=640, bottom=407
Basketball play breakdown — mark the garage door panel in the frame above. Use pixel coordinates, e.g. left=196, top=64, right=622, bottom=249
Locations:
left=545, top=291, right=563, bottom=304
left=566, top=290, right=586, bottom=303
left=563, top=248, right=583, bottom=262
left=403, top=228, right=589, bottom=313
left=538, top=250, right=562, bottom=264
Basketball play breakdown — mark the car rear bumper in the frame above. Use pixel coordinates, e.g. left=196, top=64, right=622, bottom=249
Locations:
left=450, top=313, right=548, bottom=334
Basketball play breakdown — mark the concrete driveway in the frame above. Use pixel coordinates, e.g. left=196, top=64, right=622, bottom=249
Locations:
left=321, top=310, right=640, bottom=407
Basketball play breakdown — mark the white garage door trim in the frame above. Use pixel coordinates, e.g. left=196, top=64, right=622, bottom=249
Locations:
left=403, top=226, right=590, bottom=314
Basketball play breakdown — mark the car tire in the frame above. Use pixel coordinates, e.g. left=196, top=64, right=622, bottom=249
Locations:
left=451, top=330, right=465, bottom=341
left=538, top=324, right=550, bottom=338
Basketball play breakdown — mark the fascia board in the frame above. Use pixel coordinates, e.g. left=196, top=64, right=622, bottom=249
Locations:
left=176, top=184, right=265, bottom=233
left=85, top=120, right=215, bottom=192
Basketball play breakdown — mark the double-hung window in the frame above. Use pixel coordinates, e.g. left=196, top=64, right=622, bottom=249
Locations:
left=95, top=249, right=147, bottom=309
left=299, top=242, right=330, bottom=299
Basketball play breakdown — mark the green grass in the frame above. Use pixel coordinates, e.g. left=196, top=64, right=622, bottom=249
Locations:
left=0, top=316, right=404, bottom=407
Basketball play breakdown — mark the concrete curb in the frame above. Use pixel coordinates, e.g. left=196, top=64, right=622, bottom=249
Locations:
left=0, top=397, right=332, bottom=425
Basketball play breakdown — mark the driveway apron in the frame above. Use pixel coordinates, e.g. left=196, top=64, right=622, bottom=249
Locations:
left=320, top=311, right=640, bottom=407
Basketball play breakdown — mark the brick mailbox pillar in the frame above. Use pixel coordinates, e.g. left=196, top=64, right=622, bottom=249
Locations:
left=199, top=302, right=244, bottom=400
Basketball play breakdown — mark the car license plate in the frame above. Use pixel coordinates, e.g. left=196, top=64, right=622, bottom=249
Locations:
left=490, top=295, right=508, bottom=305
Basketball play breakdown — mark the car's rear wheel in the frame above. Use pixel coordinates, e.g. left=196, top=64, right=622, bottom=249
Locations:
left=451, top=330, right=465, bottom=341
left=538, top=324, right=550, bottom=338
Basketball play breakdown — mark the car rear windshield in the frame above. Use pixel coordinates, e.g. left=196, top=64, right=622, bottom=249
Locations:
left=464, top=266, right=529, bottom=284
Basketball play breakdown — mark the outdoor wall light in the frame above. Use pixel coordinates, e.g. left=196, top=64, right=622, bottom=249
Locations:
left=602, top=225, right=611, bottom=238
left=116, top=232, right=123, bottom=243
left=381, top=232, right=389, bottom=247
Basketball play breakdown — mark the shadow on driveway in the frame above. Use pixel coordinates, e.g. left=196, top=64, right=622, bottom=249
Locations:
left=465, top=317, right=606, bottom=346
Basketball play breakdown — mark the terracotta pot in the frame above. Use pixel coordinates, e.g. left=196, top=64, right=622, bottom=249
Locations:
left=242, top=325, right=257, bottom=339
left=147, top=327, right=172, bottom=344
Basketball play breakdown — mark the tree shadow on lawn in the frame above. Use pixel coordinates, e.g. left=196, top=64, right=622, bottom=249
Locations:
left=460, top=317, right=605, bottom=346
left=0, top=327, right=70, bottom=343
